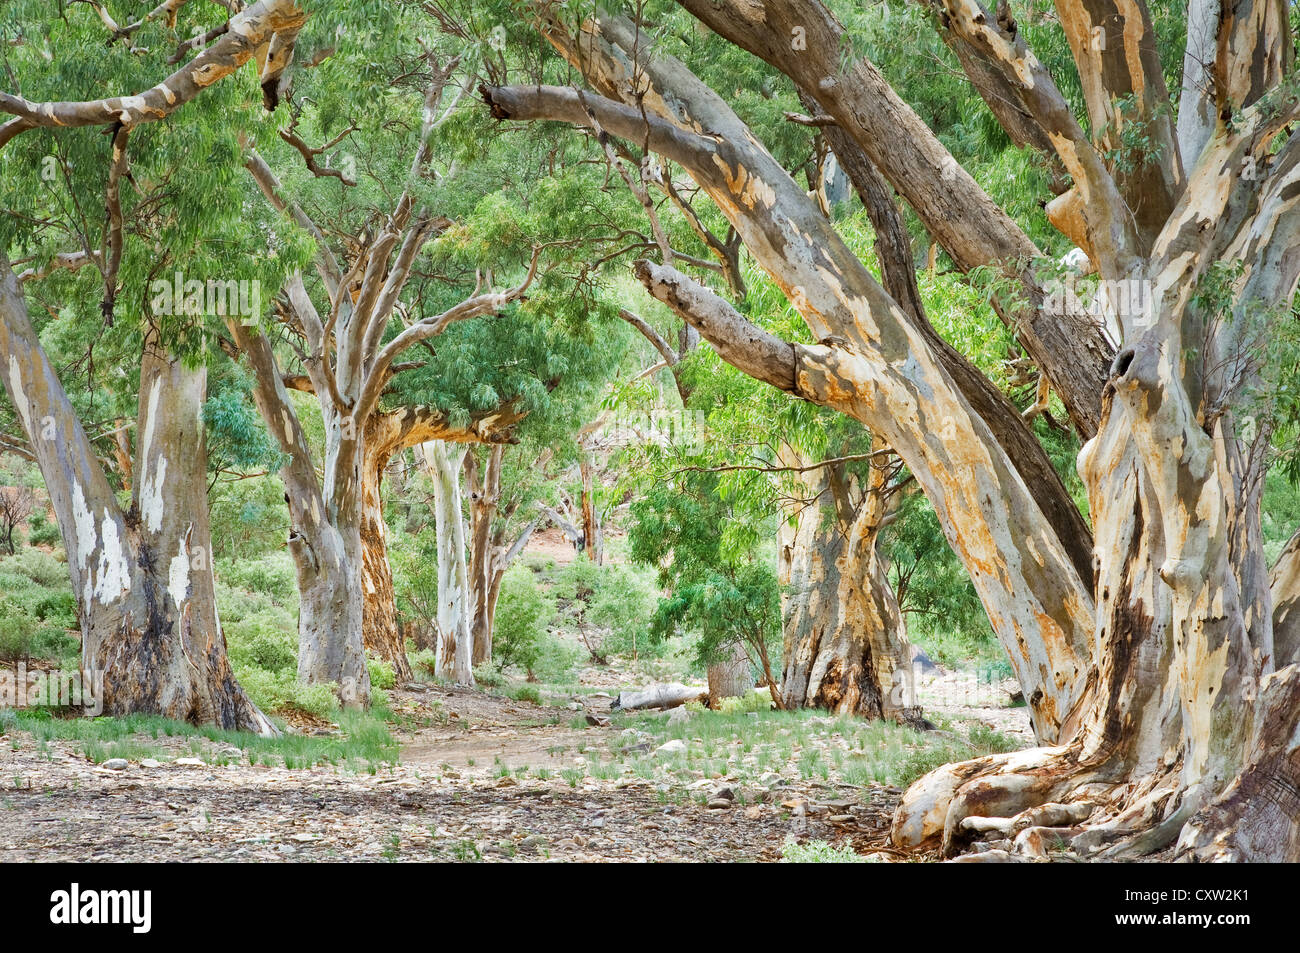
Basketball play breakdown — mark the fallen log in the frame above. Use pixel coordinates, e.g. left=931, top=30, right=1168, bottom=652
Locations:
left=610, top=683, right=709, bottom=711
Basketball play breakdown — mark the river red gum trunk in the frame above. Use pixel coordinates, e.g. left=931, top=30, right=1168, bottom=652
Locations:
left=1, top=259, right=273, bottom=732
left=779, top=453, right=914, bottom=720
left=230, top=319, right=371, bottom=707
left=359, top=435, right=411, bottom=681
left=504, top=8, right=1300, bottom=858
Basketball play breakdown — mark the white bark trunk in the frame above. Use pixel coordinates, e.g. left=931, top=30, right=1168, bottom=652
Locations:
left=422, top=441, right=474, bottom=685
left=0, top=256, right=274, bottom=733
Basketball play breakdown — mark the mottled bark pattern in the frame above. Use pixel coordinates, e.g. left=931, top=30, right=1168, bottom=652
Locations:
left=1, top=257, right=273, bottom=732
left=778, top=454, right=914, bottom=720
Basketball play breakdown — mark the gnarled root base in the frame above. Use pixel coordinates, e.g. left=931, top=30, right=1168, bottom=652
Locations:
left=890, top=745, right=1195, bottom=861
left=895, top=664, right=1300, bottom=861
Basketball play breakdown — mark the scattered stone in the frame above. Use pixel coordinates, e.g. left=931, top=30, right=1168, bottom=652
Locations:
left=175, top=758, right=207, bottom=767
left=706, top=798, right=733, bottom=811
left=140, top=759, right=163, bottom=769
left=101, top=759, right=128, bottom=771
left=655, top=739, right=687, bottom=756
left=585, top=713, right=610, bottom=728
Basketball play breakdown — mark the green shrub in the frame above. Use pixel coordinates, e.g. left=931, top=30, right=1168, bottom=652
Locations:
left=216, top=553, right=297, bottom=603
left=552, top=558, right=657, bottom=662
left=26, top=511, right=62, bottom=547
left=589, top=565, right=656, bottom=658
left=472, top=663, right=503, bottom=688
left=30, top=625, right=79, bottom=665
left=226, top=617, right=297, bottom=674
left=32, top=590, right=77, bottom=629
left=411, top=648, right=438, bottom=678
left=508, top=683, right=542, bottom=705
left=4, top=549, right=67, bottom=588
left=367, top=655, right=396, bottom=690
left=529, top=631, right=582, bottom=684
left=0, top=602, right=36, bottom=663
left=493, top=565, right=555, bottom=677
left=234, top=667, right=340, bottom=720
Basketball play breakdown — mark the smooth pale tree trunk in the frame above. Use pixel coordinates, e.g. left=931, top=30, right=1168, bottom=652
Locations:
left=422, top=441, right=474, bottom=685
left=778, top=453, right=915, bottom=721
left=707, top=641, right=752, bottom=706
left=0, top=257, right=274, bottom=732
left=463, top=445, right=542, bottom=669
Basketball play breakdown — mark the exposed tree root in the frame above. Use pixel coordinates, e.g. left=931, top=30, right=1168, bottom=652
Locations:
left=894, top=667, right=1300, bottom=863
left=890, top=743, right=1201, bottom=860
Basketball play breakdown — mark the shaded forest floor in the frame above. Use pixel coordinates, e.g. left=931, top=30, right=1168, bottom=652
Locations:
left=0, top=662, right=1030, bottom=862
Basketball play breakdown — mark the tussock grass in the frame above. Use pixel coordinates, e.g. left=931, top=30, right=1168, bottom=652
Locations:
left=3, top=707, right=399, bottom=771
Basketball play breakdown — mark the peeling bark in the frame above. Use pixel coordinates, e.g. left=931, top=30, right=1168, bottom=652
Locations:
left=507, top=8, right=1300, bottom=858
left=0, top=254, right=273, bottom=733
left=659, top=0, right=1115, bottom=435
left=778, top=450, right=915, bottom=720
left=359, top=436, right=410, bottom=682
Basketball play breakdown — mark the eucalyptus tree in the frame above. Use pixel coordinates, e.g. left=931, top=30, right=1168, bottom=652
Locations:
left=624, top=273, right=921, bottom=718
left=489, top=0, right=1300, bottom=860
left=0, top=0, right=316, bottom=730
left=220, top=0, right=641, bottom=692
left=227, top=55, right=543, bottom=696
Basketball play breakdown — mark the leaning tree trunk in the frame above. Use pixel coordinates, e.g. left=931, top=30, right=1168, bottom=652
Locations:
left=778, top=454, right=915, bottom=721
left=487, top=25, right=1098, bottom=744
left=422, top=441, right=475, bottom=685
left=891, top=97, right=1300, bottom=858
left=0, top=259, right=274, bottom=732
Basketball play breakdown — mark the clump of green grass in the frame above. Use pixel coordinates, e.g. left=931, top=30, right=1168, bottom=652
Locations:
left=506, top=683, right=542, bottom=705
left=560, top=767, right=584, bottom=787
left=7, top=707, right=399, bottom=770
left=606, top=704, right=1025, bottom=792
